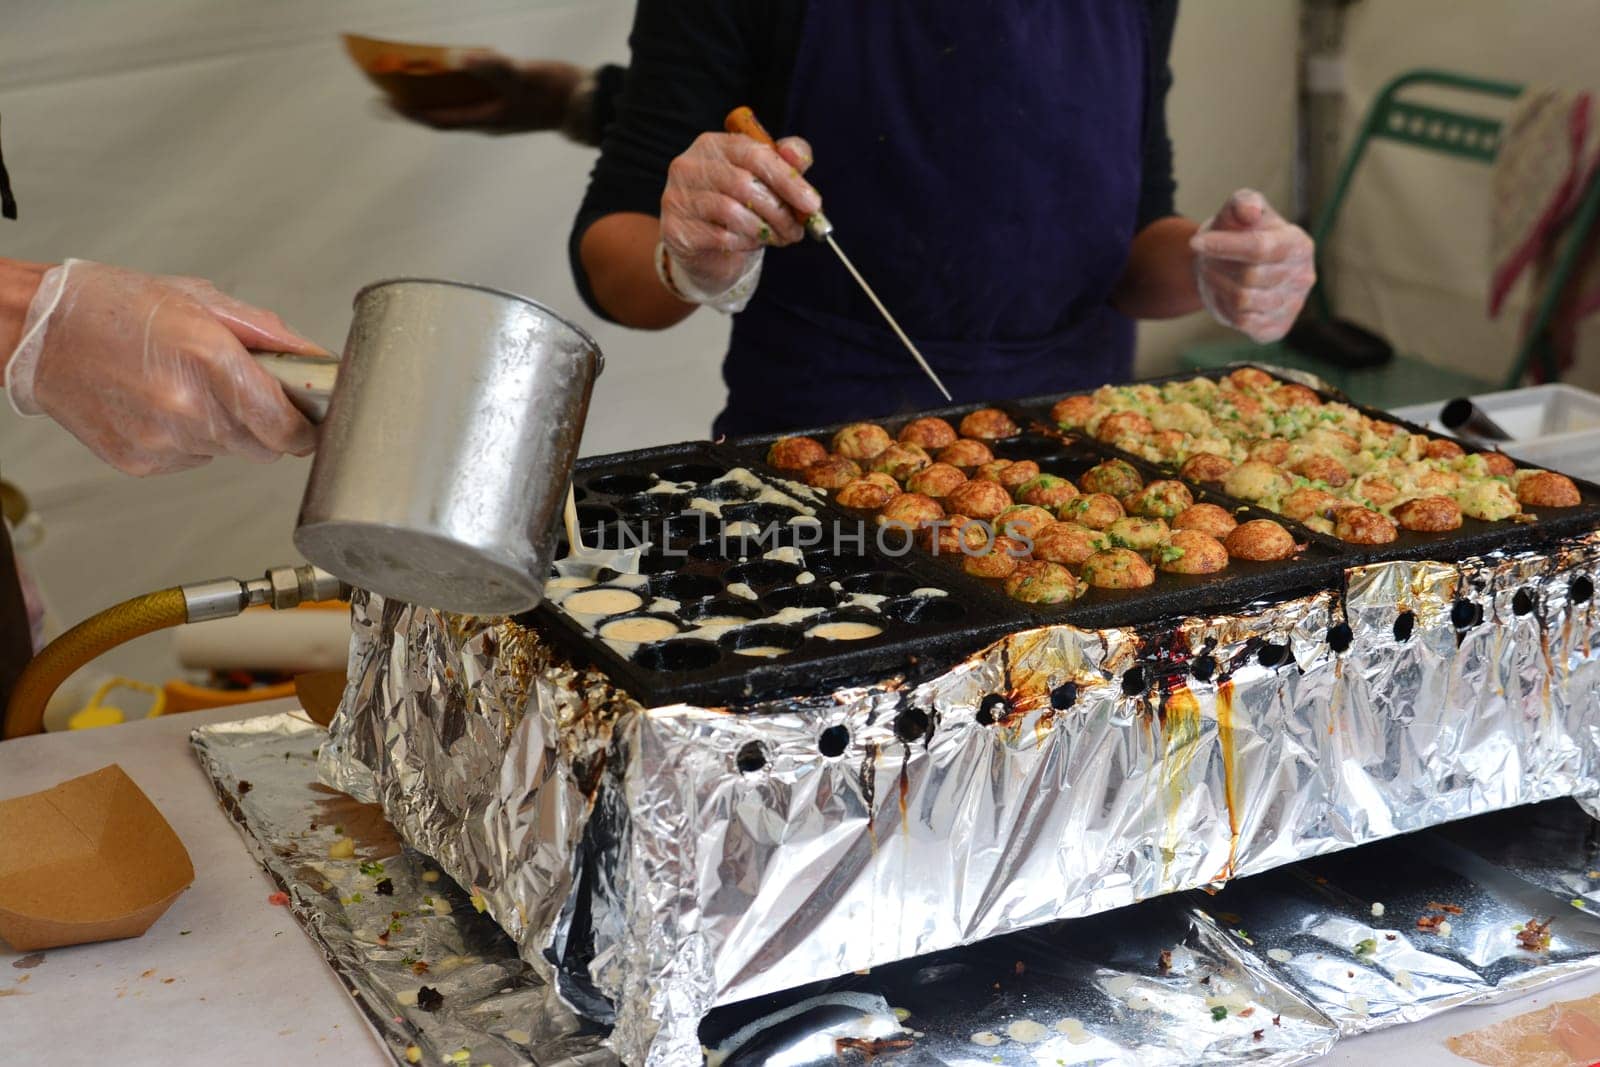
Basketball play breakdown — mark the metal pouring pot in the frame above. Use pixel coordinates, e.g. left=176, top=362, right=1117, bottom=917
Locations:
left=252, top=278, right=602, bottom=616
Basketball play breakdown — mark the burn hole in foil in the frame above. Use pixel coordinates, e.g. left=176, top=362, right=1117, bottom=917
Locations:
left=976, top=693, right=1009, bottom=726
left=1050, top=682, right=1077, bottom=709
left=1258, top=642, right=1291, bottom=668
left=735, top=741, right=767, bottom=773
left=818, top=725, right=850, bottom=757
left=634, top=639, right=720, bottom=673
left=1190, top=654, right=1216, bottom=681
left=1451, top=599, right=1483, bottom=630
left=1328, top=622, right=1354, bottom=653
left=1513, top=588, right=1536, bottom=616
left=1573, top=576, right=1595, bottom=604
left=894, top=707, right=930, bottom=742
left=1393, top=610, right=1416, bottom=643
left=1121, top=666, right=1146, bottom=697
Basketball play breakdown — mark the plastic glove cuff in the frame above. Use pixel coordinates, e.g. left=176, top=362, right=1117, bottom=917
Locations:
left=4, top=259, right=76, bottom=418
left=654, top=242, right=763, bottom=315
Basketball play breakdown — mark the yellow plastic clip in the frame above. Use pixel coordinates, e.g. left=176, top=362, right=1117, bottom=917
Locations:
left=67, top=677, right=167, bottom=730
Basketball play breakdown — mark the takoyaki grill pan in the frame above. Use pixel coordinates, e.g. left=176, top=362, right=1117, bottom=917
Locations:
left=1009, top=365, right=1600, bottom=569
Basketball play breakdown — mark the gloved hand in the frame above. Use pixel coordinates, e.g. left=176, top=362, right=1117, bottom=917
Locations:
left=1191, top=189, right=1316, bottom=343
left=4, top=259, right=330, bottom=476
left=657, top=132, right=819, bottom=310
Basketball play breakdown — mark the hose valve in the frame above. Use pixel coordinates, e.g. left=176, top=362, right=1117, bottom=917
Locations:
left=183, top=564, right=348, bottom=623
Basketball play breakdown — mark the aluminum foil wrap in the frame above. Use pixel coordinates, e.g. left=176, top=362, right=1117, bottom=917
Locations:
left=321, top=533, right=1600, bottom=1065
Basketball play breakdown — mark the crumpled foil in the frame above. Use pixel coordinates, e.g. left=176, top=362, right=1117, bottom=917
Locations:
left=320, top=533, right=1600, bottom=1065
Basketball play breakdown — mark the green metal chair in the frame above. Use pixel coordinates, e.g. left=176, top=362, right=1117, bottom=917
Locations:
left=1180, top=68, right=1600, bottom=405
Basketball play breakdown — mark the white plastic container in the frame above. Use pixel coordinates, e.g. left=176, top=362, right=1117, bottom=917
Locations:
left=1391, top=384, right=1600, bottom=445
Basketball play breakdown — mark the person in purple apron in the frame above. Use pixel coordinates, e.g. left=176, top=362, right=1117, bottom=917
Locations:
left=568, top=0, right=1314, bottom=437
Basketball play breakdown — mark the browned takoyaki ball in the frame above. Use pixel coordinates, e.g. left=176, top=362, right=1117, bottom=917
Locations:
left=1478, top=452, right=1517, bottom=478
left=958, top=408, right=1020, bottom=440
left=1416, top=467, right=1462, bottom=492
left=923, top=514, right=987, bottom=557
left=1149, top=429, right=1189, bottom=460
left=1225, top=366, right=1277, bottom=392
left=1280, top=487, right=1341, bottom=524
left=897, top=416, right=958, bottom=451
left=1392, top=495, right=1463, bottom=532
left=803, top=456, right=862, bottom=490
left=832, top=422, right=894, bottom=461
left=835, top=475, right=898, bottom=510
left=1331, top=506, right=1397, bottom=545
left=1016, top=473, right=1079, bottom=508
left=1173, top=503, right=1238, bottom=540
left=1517, top=471, right=1582, bottom=508
left=1095, top=410, right=1155, bottom=443
left=1107, top=516, right=1169, bottom=554
left=996, top=460, right=1043, bottom=492
left=1353, top=475, right=1401, bottom=508
left=1004, top=560, right=1080, bottom=604
left=963, top=535, right=1029, bottom=579
left=1248, top=438, right=1292, bottom=465
left=878, top=492, right=945, bottom=530
left=1079, top=459, right=1143, bottom=499
left=974, top=459, right=1014, bottom=483
left=945, top=478, right=1014, bottom=521
left=904, top=462, right=968, bottom=498
left=1081, top=548, right=1156, bottom=590
left=1424, top=437, right=1466, bottom=460
left=1291, top=454, right=1351, bottom=488
left=1180, top=453, right=1235, bottom=485
left=1158, top=529, right=1230, bottom=575
left=1272, top=382, right=1322, bottom=409
left=1224, top=460, right=1292, bottom=504
left=1125, top=480, right=1193, bottom=520
left=767, top=436, right=827, bottom=471
left=1224, top=519, right=1298, bottom=561
left=1031, top=522, right=1108, bottom=567
left=1051, top=394, right=1101, bottom=429
left=937, top=438, right=995, bottom=468
left=995, top=504, right=1056, bottom=541
left=1057, top=492, right=1125, bottom=530
left=869, top=443, right=932, bottom=481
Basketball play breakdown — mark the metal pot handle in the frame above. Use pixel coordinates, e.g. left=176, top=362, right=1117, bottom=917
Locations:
left=252, top=351, right=338, bottom=423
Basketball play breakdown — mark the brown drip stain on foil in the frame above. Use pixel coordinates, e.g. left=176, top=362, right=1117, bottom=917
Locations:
left=862, top=743, right=880, bottom=847
left=1158, top=685, right=1202, bottom=885
left=1212, top=679, right=1241, bottom=884
left=834, top=1036, right=915, bottom=1060
left=897, top=746, right=912, bottom=833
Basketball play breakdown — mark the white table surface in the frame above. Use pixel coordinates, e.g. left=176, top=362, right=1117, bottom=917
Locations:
left=5, top=701, right=1600, bottom=1066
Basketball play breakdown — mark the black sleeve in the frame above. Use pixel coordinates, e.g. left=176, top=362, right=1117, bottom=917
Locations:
left=566, top=1, right=766, bottom=321
left=1137, top=0, right=1178, bottom=230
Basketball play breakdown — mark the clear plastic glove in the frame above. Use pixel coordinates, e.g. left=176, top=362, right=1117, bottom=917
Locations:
left=658, top=131, right=819, bottom=307
left=5, top=259, right=330, bottom=476
left=1191, top=189, right=1316, bottom=343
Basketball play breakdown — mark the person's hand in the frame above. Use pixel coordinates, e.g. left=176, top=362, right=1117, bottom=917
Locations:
left=658, top=131, right=819, bottom=303
left=396, top=52, right=586, bottom=132
left=4, top=259, right=331, bottom=476
left=1191, top=189, right=1315, bottom=343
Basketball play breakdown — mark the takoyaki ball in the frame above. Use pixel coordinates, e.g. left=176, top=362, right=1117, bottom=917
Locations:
left=1477, top=451, right=1517, bottom=478
left=973, top=459, right=1013, bottom=483
left=1291, top=454, right=1351, bottom=488
left=1173, top=503, right=1238, bottom=540
left=1125, top=479, right=1193, bottom=521
left=996, top=460, right=1044, bottom=492
left=1057, top=492, right=1125, bottom=529
left=1081, top=548, right=1156, bottom=590
left=1351, top=474, right=1400, bottom=508
left=1106, top=516, right=1170, bottom=554
left=958, top=408, right=1020, bottom=440
left=835, top=476, right=897, bottom=510
left=1393, top=495, right=1463, bottom=532
left=995, top=504, right=1056, bottom=541
left=1272, top=382, right=1322, bottom=409
left=937, top=438, right=995, bottom=468
left=1158, top=530, right=1230, bottom=575
left=1416, top=467, right=1462, bottom=492
left=945, top=478, right=1014, bottom=521
left=963, top=535, right=1028, bottom=579
left=767, top=435, right=828, bottom=471
left=1248, top=438, right=1292, bottom=465
left=878, top=492, right=945, bottom=530
left=1032, top=522, right=1109, bottom=568
left=1517, top=471, right=1582, bottom=509
left=1223, top=460, right=1292, bottom=504
left=832, top=422, right=894, bottom=461
left=1180, top=452, right=1235, bottom=485
left=1331, top=506, right=1398, bottom=545
left=1149, top=429, right=1189, bottom=461
left=869, top=442, right=932, bottom=481
left=904, top=462, right=968, bottom=499
left=1051, top=394, right=1101, bottom=430
left=1280, top=487, right=1341, bottom=524
left=1424, top=437, right=1466, bottom=461
left=923, top=514, right=987, bottom=556
left=1004, top=560, right=1079, bottom=604
left=1016, top=473, right=1079, bottom=508
left=1225, top=367, right=1277, bottom=392
left=1079, top=459, right=1144, bottom=499
left=1458, top=480, right=1520, bottom=521
left=1224, top=519, right=1298, bottom=561
left=1095, top=410, right=1155, bottom=443
left=803, top=456, right=862, bottom=490
left=897, top=416, right=958, bottom=451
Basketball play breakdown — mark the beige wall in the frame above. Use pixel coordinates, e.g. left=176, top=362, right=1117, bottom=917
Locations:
left=1329, top=0, right=1600, bottom=389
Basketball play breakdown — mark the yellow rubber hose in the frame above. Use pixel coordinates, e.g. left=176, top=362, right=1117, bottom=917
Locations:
left=3, top=587, right=189, bottom=740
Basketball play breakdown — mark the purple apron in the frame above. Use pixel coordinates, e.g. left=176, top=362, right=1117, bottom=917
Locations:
left=714, top=0, right=1150, bottom=437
